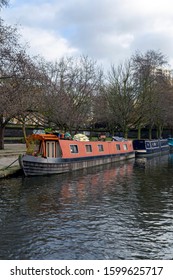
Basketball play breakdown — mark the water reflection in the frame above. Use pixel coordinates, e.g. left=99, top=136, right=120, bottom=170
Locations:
left=0, top=155, right=173, bottom=259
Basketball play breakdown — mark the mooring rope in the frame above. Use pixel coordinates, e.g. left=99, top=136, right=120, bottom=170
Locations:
left=0, top=157, right=19, bottom=171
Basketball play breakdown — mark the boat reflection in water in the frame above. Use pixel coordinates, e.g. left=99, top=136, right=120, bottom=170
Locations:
left=1, top=154, right=173, bottom=260
left=134, top=153, right=170, bottom=170
left=168, top=153, right=173, bottom=165
left=21, top=159, right=135, bottom=214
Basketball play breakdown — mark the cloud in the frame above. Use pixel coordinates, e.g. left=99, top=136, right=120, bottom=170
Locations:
left=19, top=26, right=78, bottom=60
left=2, top=0, right=173, bottom=69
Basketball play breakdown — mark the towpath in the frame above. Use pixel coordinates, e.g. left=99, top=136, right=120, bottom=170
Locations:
left=0, top=144, right=26, bottom=178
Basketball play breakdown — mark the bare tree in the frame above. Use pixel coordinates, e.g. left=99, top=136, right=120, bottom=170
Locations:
left=0, top=22, right=21, bottom=148
left=92, top=75, right=118, bottom=135
left=13, top=55, right=47, bottom=143
left=41, top=56, right=101, bottom=134
left=0, top=0, right=8, bottom=9
left=0, top=21, right=44, bottom=149
left=165, top=83, right=173, bottom=134
left=106, top=60, right=136, bottom=138
left=132, top=50, right=169, bottom=139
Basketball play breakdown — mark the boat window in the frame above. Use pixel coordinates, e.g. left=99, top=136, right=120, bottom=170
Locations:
left=146, top=142, right=150, bottom=148
left=151, top=141, right=159, bottom=147
left=116, top=144, right=121, bottom=150
left=70, top=144, right=78, bottom=153
left=160, top=140, right=168, bottom=146
left=123, top=144, right=128, bottom=150
left=98, top=144, right=104, bottom=152
left=85, top=144, right=92, bottom=153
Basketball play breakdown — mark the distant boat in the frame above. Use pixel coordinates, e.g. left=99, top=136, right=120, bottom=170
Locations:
left=133, top=139, right=170, bottom=157
left=168, top=138, right=173, bottom=148
left=19, top=133, right=135, bottom=176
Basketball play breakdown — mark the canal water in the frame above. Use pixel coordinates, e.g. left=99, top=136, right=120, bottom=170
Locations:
left=0, top=154, right=173, bottom=260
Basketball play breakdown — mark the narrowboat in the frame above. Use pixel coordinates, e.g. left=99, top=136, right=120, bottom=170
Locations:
left=133, top=139, right=170, bottom=157
left=19, top=133, right=135, bottom=176
left=168, top=138, right=173, bottom=149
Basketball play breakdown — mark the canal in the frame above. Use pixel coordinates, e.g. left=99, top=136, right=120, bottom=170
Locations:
left=0, top=153, right=173, bottom=260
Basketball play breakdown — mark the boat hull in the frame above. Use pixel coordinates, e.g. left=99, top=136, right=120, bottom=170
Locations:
left=19, top=152, right=135, bottom=176
left=134, top=149, right=170, bottom=157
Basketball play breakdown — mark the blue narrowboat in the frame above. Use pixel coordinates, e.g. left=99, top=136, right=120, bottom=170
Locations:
left=133, top=139, right=170, bottom=156
left=168, top=138, right=173, bottom=148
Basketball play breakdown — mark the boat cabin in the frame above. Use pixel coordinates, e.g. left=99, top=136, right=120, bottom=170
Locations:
left=26, top=133, right=134, bottom=160
left=26, top=134, right=61, bottom=158
left=20, top=133, right=135, bottom=176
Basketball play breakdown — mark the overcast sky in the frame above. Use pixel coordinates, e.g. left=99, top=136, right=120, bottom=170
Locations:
left=1, top=0, right=173, bottom=70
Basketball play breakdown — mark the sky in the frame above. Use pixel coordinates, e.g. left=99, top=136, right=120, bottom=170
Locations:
left=1, top=0, right=173, bottom=70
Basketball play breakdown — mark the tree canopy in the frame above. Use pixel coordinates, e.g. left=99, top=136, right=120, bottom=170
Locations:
left=1, top=4, right=173, bottom=149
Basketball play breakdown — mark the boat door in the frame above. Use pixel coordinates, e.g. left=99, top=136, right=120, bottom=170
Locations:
left=46, top=141, right=59, bottom=158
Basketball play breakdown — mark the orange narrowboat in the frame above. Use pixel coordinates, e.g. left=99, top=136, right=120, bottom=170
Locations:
left=19, top=133, right=135, bottom=176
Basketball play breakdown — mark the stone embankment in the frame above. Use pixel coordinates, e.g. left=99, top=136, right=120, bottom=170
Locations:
left=0, top=144, right=26, bottom=178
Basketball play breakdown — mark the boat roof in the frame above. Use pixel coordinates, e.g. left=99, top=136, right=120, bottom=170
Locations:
left=27, top=133, right=59, bottom=141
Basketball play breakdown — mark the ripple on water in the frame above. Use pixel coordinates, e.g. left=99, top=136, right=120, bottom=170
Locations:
left=0, top=155, right=173, bottom=259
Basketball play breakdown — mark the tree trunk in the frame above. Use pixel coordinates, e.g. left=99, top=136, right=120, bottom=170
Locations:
left=22, top=121, right=27, bottom=145
left=149, top=127, right=152, bottom=140
left=156, top=129, right=159, bottom=139
left=124, top=128, right=128, bottom=139
left=137, top=126, right=141, bottom=140
left=0, top=125, right=5, bottom=150
left=111, top=129, right=115, bottom=137
left=158, top=125, right=162, bottom=138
